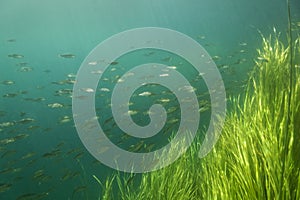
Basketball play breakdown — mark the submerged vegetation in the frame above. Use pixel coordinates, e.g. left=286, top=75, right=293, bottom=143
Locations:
left=98, top=33, right=300, bottom=199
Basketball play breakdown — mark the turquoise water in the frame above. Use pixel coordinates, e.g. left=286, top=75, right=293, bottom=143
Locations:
left=0, top=0, right=299, bottom=199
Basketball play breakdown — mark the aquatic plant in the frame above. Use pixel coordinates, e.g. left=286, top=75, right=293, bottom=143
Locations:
left=198, top=33, right=300, bottom=200
left=99, top=34, right=300, bottom=199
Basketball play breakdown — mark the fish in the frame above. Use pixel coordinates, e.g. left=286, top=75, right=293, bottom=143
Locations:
left=3, top=93, right=18, bottom=98
left=21, top=152, right=36, bottom=160
left=43, top=127, right=52, bottom=132
left=159, top=73, right=169, bottom=77
left=16, top=193, right=39, bottom=200
left=43, top=69, right=51, bottom=73
left=26, top=125, right=40, bottom=131
left=1, top=150, right=17, bottom=158
left=97, top=146, right=109, bottom=154
left=55, top=89, right=73, bottom=96
left=138, top=91, right=152, bottom=96
left=0, top=121, right=15, bottom=128
left=197, top=35, right=206, bottom=39
left=0, top=167, right=22, bottom=174
left=0, top=138, right=15, bottom=145
left=17, top=118, right=35, bottom=124
left=167, top=106, right=178, bottom=114
left=33, top=169, right=45, bottom=179
left=14, top=133, right=29, bottom=140
left=111, top=67, right=117, bottom=72
left=56, top=142, right=65, bottom=148
left=144, top=51, right=155, bottom=56
left=178, top=85, right=196, bottom=93
left=167, top=118, right=179, bottom=124
left=20, top=111, right=26, bottom=117
left=35, top=86, right=44, bottom=90
left=16, top=62, right=28, bottom=66
left=99, top=87, right=110, bottom=92
left=59, top=116, right=72, bottom=124
left=42, top=149, right=61, bottom=158
left=52, top=79, right=75, bottom=85
left=73, top=95, right=88, bottom=100
left=48, top=103, right=64, bottom=108
left=0, top=111, right=6, bottom=117
left=66, top=79, right=76, bottom=84
left=23, top=97, right=45, bottom=102
left=91, top=70, right=103, bottom=74
left=161, top=56, right=172, bottom=62
left=127, top=110, right=138, bottom=116
left=67, top=73, right=76, bottom=78
left=103, top=116, right=114, bottom=125
left=73, top=152, right=84, bottom=160
left=7, top=39, right=16, bottom=42
left=8, top=54, right=24, bottom=58
left=110, top=61, right=118, bottom=65
left=0, top=168, right=14, bottom=175
left=167, top=66, right=177, bottom=70
left=25, top=158, right=38, bottom=167
left=18, top=67, right=33, bottom=72
left=0, top=134, right=29, bottom=145
left=1, top=80, right=15, bottom=85
left=157, top=98, right=170, bottom=103
left=59, top=53, right=75, bottom=58
left=0, top=183, right=12, bottom=193
left=212, top=55, right=221, bottom=60
left=16, top=192, right=50, bottom=200
left=81, top=88, right=94, bottom=93
left=32, top=169, right=51, bottom=182
left=72, top=186, right=87, bottom=198
left=61, top=171, right=73, bottom=181
left=221, top=65, right=229, bottom=69
left=88, top=61, right=98, bottom=65
left=66, top=148, right=83, bottom=157
left=51, top=81, right=66, bottom=85
left=61, top=170, right=80, bottom=181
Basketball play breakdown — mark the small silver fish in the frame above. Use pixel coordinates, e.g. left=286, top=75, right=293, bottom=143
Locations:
left=48, top=103, right=64, bottom=108
left=59, top=116, right=72, bottom=124
left=8, top=54, right=24, bottom=59
left=59, top=53, right=75, bottom=58
left=81, top=88, right=94, bottom=93
left=18, top=67, right=33, bottom=72
left=138, top=91, right=152, bottom=96
left=0, top=183, right=12, bottom=193
left=1, top=80, right=15, bottom=85
left=239, top=42, right=247, bottom=46
left=99, top=87, right=110, bottom=92
left=3, top=93, right=18, bottom=98
left=18, top=118, right=35, bottom=124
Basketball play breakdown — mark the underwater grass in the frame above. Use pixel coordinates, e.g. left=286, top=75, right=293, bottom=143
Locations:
left=199, top=33, right=300, bottom=199
left=98, top=34, right=300, bottom=199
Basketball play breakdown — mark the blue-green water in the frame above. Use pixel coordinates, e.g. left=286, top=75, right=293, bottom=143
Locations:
left=0, top=0, right=299, bottom=199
